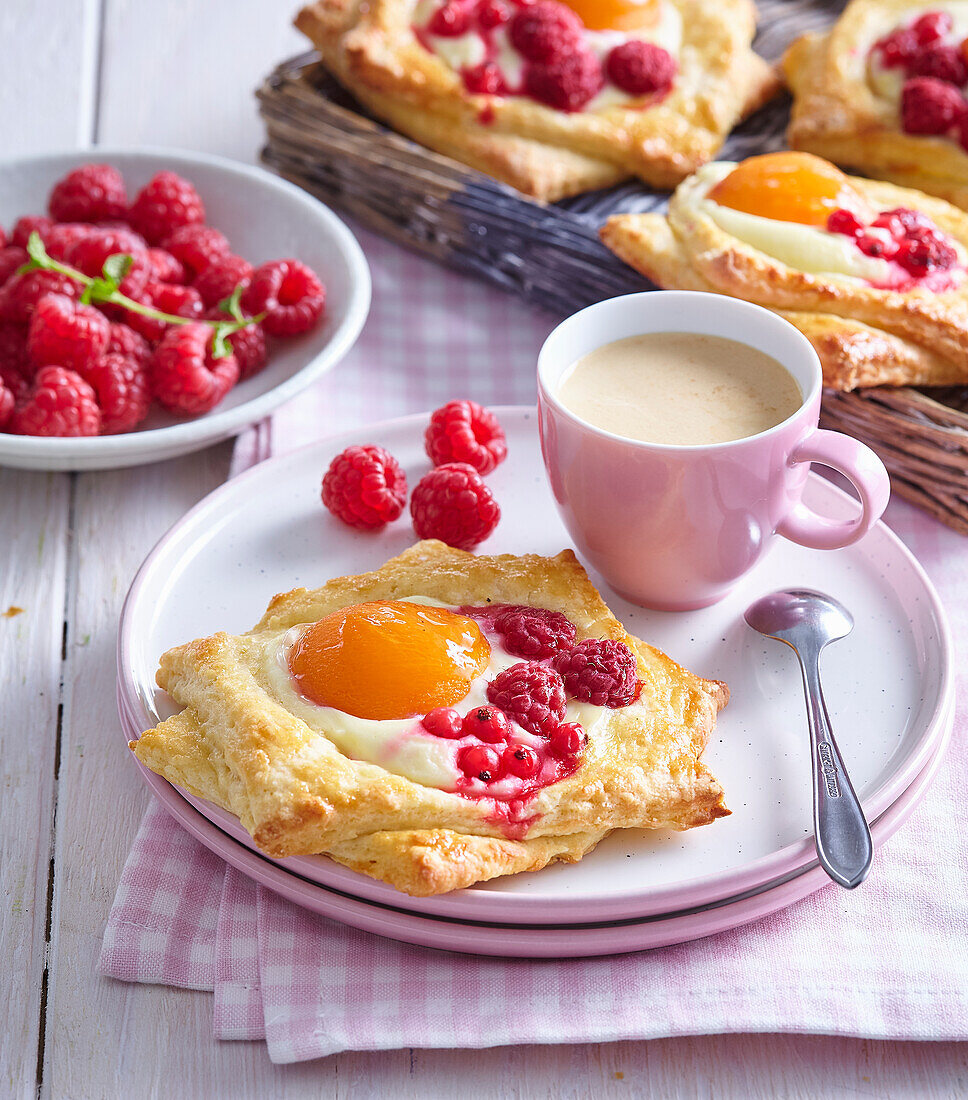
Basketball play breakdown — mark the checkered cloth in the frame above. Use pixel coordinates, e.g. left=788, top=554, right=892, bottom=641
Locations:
left=101, top=230, right=968, bottom=1062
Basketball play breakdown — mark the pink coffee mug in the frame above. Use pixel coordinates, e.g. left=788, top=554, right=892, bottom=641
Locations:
left=537, top=291, right=891, bottom=611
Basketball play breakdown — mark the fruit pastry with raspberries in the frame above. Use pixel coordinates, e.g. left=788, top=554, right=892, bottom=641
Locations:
left=294, top=0, right=778, bottom=201
left=784, top=1, right=968, bottom=211
left=601, top=151, right=968, bottom=391
left=131, top=540, right=729, bottom=896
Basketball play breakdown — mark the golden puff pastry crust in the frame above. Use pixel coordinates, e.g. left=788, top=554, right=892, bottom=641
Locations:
left=600, top=167, right=968, bottom=391
left=295, top=0, right=778, bottom=201
left=132, top=541, right=729, bottom=895
left=783, top=0, right=968, bottom=210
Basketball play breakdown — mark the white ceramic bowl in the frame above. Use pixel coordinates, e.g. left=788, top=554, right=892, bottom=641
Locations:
left=0, top=148, right=371, bottom=470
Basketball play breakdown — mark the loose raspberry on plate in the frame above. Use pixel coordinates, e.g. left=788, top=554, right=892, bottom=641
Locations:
left=145, top=248, right=187, bottom=285
left=163, top=224, right=230, bottom=276
left=127, top=171, right=206, bottom=245
left=48, top=164, right=128, bottom=224
left=79, top=352, right=151, bottom=434
left=428, top=0, right=470, bottom=36
left=11, top=365, right=101, bottom=437
left=241, top=259, right=325, bottom=336
left=11, top=216, right=54, bottom=249
left=150, top=322, right=239, bottom=416
left=422, top=706, right=464, bottom=739
left=321, top=444, right=408, bottom=529
left=909, top=44, right=968, bottom=86
left=605, top=41, right=676, bottom=97
left=553, top=638, right=638, bottom=708
left=424, top=399, right=507, bottom=474
left=509, top=1, right=583, bottom=63
left=205, top=310, right=267, bottom=379
left=27, top=293, right=110, bottom=373
left=524, top=49, right=604, bottom=112
left=461, top=704, right=512, bottom=744
left=900, top=76, right=967, bottom=134
left=0, top=270, right=80, bottom=325
left=194, top=254, right=253, bottom=308
left=107, top=322, right=151, bottom=368
left=493, top=604, right=577, bottom=659
left=410, top=462, right=500, bottom=549
left=486, top=661, right=566, bottom=736
left=0, top=246, right=29, bottom=287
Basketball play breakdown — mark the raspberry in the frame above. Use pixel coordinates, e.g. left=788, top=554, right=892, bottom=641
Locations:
left=123, top=282, right=204, bottom=342
left=486, top=661, right=566, bottom=736
left=509, top=1, right=583, bottom=62
left=464, top=62, right=509, bottom=96
left=826, top=208, right=865, bottom=236
left=321, top=444, right=408, bottom=529
left=241, top=259, right=325, bottom=336
left=410, top=462, right=500, bottom=549
left=11, top=366, right=101, bottom=436
left=48, top=164, right=127, bottom=223
left=876, top=28, right=919, bottom=68
left=909, top=44, right=968, bottom=85
left=875, top=207, right=932, bottom=233
left=44, top=223, right=94, bottom=262
left=0, top=378, right=13, bottom=429
left=525, top=49, right=604, bottom=112
left=895, top=226, right=959, bottom=273
left=422, top=706, right=464, bottom=739
left=0, top=362, right=29, bottom=404
left=163, top=224, right=230, bottom=276
left=146, top=248, right=186, bottom=285
left=912, top=11, right=953, bottom=46
left=194, top=254, right=253, bottom=308
left=0, top=270, right=79, bottom=324
left=424, top=399, right=507, bottom=474
left=502, top=743, right=540, bottom=779
left=67, top=227, right=146, bottom=278
left=27, top=294, right=110, bottom=372
left=11, top=216, right=53, bottom=249
left=461, top=704, right=511, bottom=744
left=79, top=352, right=151, bottom=434
left=0, top=226, right=5, bottom=250
left=548, top=721, right=586, bottom=759
left=493, top=604, right=576, bottom=659
left=206, top=309, right=268, bottom=379
left=478, top=0, right=511, bottom=29
left=605, top=41, right=676, bottom=96
left=150, top=322, right=239, bottom=416
left=107, top=322, right=151, bottom=367
left=458, top=744, right=503, bottom=782
left=428, top=1, right=470, bottom=36
left=0, top=247, right=28, bottom=287
left=552, top=638, right=638, bottom=708
left=127, top=171, right=206, bottom=245
left=900, top=77, right=966, bottom=133
left=0, top=323, right=32, bottom=380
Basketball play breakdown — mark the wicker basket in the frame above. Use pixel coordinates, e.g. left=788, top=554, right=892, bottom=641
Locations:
left=257, top=52, right=968, bottom=534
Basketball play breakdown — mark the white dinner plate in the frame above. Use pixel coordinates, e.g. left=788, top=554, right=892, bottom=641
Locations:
left=119, top=408, right=952, bottom=925
left=0, top=148, right=370, bottom=470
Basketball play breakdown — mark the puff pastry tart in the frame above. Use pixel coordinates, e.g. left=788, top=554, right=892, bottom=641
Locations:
left=295, top=0, right=778, bottom=201
left=132, top=540, right=729, bottom=896
left=601, top=151, right=968, bottom=391
left=784, top=2, right=968, bottom=210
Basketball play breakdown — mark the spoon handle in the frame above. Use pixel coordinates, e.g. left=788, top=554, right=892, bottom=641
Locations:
left=797, top=651, right=873, bottom=889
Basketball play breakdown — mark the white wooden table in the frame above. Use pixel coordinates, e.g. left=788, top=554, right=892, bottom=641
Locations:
left=2, top=2, right=966, bottom=1096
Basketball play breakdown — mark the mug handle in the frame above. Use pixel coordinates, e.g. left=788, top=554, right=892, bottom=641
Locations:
left=776, top=429, right=891, bottom=551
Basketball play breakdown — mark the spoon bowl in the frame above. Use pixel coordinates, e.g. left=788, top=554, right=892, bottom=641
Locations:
left=745, top=588, right=854, bottom=649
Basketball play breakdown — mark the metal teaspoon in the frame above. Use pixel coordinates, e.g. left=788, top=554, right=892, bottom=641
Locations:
left=744, top=588, right=873, bottom=890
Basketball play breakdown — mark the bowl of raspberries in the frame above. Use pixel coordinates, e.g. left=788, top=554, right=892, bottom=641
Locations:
left=0, top=149, right=371, bottom=470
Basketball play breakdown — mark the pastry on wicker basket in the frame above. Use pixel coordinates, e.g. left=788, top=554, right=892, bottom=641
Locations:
left=783, top=1, right=968, bottom=210
left=132, top=540, right=729, bottom=896
left=601, top=151, right=968, bottom=391
left=295, top=0, right=778, bottom=201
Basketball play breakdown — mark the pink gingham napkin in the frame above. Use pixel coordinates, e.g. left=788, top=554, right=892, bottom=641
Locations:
left=101, top=232, right=968, bottom=1062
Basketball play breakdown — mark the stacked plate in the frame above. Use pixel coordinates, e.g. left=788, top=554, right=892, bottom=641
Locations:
left=117, top=409, right=954, bottom=958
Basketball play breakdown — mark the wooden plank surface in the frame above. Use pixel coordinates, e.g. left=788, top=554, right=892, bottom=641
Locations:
left=2, top=0, right=966, bottom=1095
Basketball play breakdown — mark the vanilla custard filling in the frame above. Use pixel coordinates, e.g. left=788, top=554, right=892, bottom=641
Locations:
left=263, top=596, right=610, bottom=792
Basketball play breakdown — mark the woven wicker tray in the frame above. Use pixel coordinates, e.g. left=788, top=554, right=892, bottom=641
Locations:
left=257, top=38, right=968, bottom=534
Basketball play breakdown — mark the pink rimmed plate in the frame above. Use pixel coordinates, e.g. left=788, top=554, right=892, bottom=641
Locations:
left=119, top=407, right=953, bottom=925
